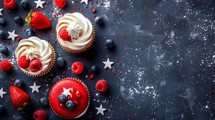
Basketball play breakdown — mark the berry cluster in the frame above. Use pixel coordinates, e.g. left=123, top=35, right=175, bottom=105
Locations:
left=18, top=55, right=42, bottom=72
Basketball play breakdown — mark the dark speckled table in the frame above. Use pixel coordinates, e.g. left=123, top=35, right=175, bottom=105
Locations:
left=1, top=0, right=215, bottom=120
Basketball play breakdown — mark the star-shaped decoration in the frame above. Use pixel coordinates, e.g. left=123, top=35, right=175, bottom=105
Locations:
left=34, top=0, right=46, bottom=8
left=0, top=87, right=7, bottom=99
left=103, top=58, right=114, bottom=69
left=8, top=30, right=18, bottom=42
left=80, top=0, right=89, bottom=5
left=0, top=8, right=3, bottom=16
left=96, top=104, right=106, bottom=115
left=62, top=88, right=71, bottom=96
left=29, top=82, right=41, bottom=93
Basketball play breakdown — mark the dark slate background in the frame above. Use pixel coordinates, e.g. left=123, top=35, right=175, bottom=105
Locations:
left=1, top=0, right=215, bottom=120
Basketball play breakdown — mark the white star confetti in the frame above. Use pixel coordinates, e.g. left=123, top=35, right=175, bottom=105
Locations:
left=34, top=0, right=46, bottom=8
left=96, top=104, right=106, bottom=115
left=0, top=87, right=7, bottom=99
left=80, top=0, right=89, bottom=5
left=8, top=30, right=18, bottom=41
left=103, top=58, right=114, bottom=69
left=0, top=8, right=3, bottom=16
left=62, top=88, right=71, bottom=96
left=29, top=82, right=41, bottom=93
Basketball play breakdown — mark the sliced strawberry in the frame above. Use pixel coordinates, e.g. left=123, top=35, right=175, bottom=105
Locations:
left=9, top=86, right=30, bottom=110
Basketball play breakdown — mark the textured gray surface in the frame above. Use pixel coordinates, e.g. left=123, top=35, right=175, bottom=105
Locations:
left=1, top=0, right=215, bottom=120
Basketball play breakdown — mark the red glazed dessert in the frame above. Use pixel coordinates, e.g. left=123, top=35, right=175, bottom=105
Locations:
left=49, top=78, right=90, bottom=119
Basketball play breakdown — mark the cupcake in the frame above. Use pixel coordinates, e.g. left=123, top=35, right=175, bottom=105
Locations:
left=49, top=78, right=90, bottom=119
left=15, top=37, right=55, bottom=77
left=56, top=12, right=95, bottom=53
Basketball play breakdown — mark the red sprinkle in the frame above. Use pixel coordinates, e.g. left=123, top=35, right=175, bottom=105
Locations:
left=89, top=74, right=94, bottom=80
left=92, top=8, right=97, bottom=13
left=17, top=36, right=21, bottom=41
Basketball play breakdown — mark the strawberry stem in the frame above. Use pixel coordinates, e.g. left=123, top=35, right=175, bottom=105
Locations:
left=25, top=10, right=32, bottom=26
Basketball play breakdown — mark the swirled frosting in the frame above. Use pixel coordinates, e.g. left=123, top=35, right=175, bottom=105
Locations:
left=56, top=12, right=93, bottom=50
left=15, top=37, right=53, bottom=75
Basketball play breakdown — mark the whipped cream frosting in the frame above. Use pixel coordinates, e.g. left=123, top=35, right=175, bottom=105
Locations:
left=15, top=37, right=53, bottom=75
left=56, top=12, right=93, bottom=50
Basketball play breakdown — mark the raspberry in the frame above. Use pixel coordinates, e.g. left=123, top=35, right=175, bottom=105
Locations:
left=71, top=62, right=84, bottom=75
left=59, top=27, right=71, bottom=41
left=18, top=56, right=30, bottom=69
left=0, top=59, right=12, bottom=72
left=4, top=0, right=16, bottom=9
left=55, top=0, right=67, bottom=8
left=95, top=80, right=108, bottom=93
left=33, top=110, right=47, bottom=120
left=29, top=59, right=42, bottom=72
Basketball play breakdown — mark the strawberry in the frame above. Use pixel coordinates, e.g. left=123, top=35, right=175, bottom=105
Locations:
left=18, top=56, right=30, bottom=69
left=25, top=11, right=51, bottom=30
left=55, top=0, right=67, bottom=8
left=9, top=86, right=30, bottom=111
left=0, top=59, right=12, bottom=72
left=4, top=0, right=16, bottom=9
left=33, top=110, right=47, bottom=120
left=59, top=26, right=71, bottom=41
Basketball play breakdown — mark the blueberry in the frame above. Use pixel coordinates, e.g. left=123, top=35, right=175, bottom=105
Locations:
left=0, top=18, right=7, bottom=26
left=21, top=0, right=30, bottom=9
left=0, top=30, right=7, bottom=39
left=14, top=16, right=23, bottom=25
left=14, top=79, right=24, bottom=88
left=85, top=111, right=94, bottom=119
left=21, top=111, right=30, bottom=119
left=26, top=28, right=34, bottom=36
left=66, top=100, right=75, bottom=110
left=0, top=46, right=9, bottom=56
left=0, top=104, right=5, bottom=114
left=105, top=39, right=114, bottom=49
left=56, top=57, right=66, bottom=67
left=14, top=116, right=23, bottom=120
left=58, top=94, right=67, bottom=103
left=40, top=96, right=49, bottom=107
left=94, top=16, right=104, bottom=26
left=91, top=65, right=99, bottom=74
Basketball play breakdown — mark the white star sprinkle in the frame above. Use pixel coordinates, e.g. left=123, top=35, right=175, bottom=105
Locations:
left=0, top=87, right=7, bottom=99
left=29, top=82, right=41, bottom=93
left=80, top=0, right=89, bottom=5
left=62, top=88, right=71, bottom=96
left=0, top=8, right=3, bottom=16
left=96, top=104, right=106, bottom=115
left=8, top=30, right=18, bottom=41
left=103, top=58, right=114, bottom=69
left=34, top=0, right=46, bottom=8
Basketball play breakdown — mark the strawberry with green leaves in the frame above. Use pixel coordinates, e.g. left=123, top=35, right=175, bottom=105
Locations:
left=25, top=11, right=51, bottom=30
left=9, top=86, right=30, bottom=111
